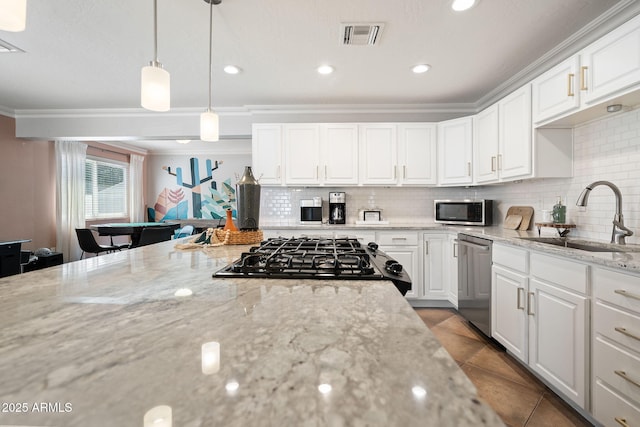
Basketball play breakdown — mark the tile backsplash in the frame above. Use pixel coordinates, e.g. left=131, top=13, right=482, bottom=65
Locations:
left=260, top=107, right=640, bottom=244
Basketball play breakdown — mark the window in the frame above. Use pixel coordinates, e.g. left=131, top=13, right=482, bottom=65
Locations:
left=85, top=157, right=128, bottom=219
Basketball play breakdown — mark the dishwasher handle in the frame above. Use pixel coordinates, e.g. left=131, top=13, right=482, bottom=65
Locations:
left=455, top=239, right=491, bottom=251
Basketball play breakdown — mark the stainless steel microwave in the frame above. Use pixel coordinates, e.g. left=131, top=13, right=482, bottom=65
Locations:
left=434, top=200, right=493, bottom=226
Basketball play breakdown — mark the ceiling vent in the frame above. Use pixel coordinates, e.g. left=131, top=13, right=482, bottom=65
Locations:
left=340, top=23, right=384, bottom=46
left=0, top=39, right=23, bottom=53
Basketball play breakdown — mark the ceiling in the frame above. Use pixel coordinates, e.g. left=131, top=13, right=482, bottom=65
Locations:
left=0, top=0, right=632, bottom=151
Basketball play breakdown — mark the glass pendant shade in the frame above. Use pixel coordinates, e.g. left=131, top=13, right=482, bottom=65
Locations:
left=200, top=110, right=219, bottom=142
left=0, top=0, right=27, bottom=32
left=141, top=62, right=170, bottom=112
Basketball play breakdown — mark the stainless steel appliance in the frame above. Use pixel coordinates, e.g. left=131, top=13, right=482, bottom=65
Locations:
left=457, top=233, right=492, bottom=337
left=236, top=166, right=261, bottom=230
left=434, top=200, right=493, bottom=226
left=300, top=197, right=322, bottom=224
left=213, top=236, right=412, bottom=295
left=329, top=192, right=346, bottom=224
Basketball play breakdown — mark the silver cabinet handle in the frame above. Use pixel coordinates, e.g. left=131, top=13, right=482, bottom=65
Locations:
left=615, top=289, right=640, bottom=301
left=403, top=165, right=407, bottom=179
left=498, top=154, right=503, bottom=171
left=324, top=165, right=327, bottom=180
left=393, top=165, right=397, bottom=179
left=491, top=156, right=496, bottom=172
left=517, top=288, right=525, bottom=310
left=316, top=165, right=319, bottom=179
left=615, top=417, right=629, bottom=427
left=467, top=162, right=471, bottom=176
left=425, top=241, right=429, bottom=255
left=615, top=326, right=640, bottom=342
left=615, top=370, right=640, bottom=389
left=453, top=242, right=458, bottom=258
left=527, top=292, right=535, bottom=315
left=277, top=165, right=281, bottom=179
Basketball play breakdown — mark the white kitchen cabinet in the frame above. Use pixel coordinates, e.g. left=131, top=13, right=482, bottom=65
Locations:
left=377, top=231, right=420, bottom=299
left=358, top=124, right=398, bottom=185
left=473, top=104, right=499, bottom=184
left=498, top=84, right=532, bottom=180
left=447, top=234, right=459, bottom=307
left=320, top=124, right=359, bottom=185
left=492, top=263, right=529, bottom=362
left=581, top=13, right=640, bottom=106
left=437, top=116, right=473, bottom=185
left=421, top=233, right=448, bottom=301
left=398, top=123, right=437, bottom=185
left=592, top=267, right=640, bottom=427
left=532, top=56, right=582, bottom=124
left=252, top=124, right=283, bottom=185
left=283, top=124, right=321, bottom=185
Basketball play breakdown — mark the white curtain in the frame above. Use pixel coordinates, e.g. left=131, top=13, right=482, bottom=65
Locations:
left=55, top=140, right=87, bottom=262
left=129, top=154, right=145, bottom=222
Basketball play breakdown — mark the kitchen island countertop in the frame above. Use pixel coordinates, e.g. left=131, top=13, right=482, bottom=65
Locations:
left=0, top=238, right=503, bottom=427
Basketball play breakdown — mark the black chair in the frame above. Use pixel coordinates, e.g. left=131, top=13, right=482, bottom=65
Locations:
left=132, top=226, right=174, bottom=248
left=76, top=228, right=121, bottom=259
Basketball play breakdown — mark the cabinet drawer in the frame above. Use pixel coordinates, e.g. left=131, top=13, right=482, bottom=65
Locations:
left=594, top=268, right=640, bottom=312
left=376, top=231, right=418, bottom=246
left=530, top=252, right=588, bottom=294
left=594, top=379, right=640, bottom=427
left=595, top=336, right=640, bottom=404
left=493, top=244, right=528, bottom=273
left=595, top=302, right=640, bottom=354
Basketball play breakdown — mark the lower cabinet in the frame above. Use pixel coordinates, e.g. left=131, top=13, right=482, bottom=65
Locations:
left=378, top=231, right=420, bottom=299
left=492, top=243, right=589, bottom=409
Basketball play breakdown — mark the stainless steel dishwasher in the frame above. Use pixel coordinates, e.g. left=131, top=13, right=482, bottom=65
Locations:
left=457, top=233, right=493, bottom=337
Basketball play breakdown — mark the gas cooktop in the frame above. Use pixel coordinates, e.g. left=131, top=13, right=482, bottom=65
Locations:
left=212, top=237, right=411, bottom=295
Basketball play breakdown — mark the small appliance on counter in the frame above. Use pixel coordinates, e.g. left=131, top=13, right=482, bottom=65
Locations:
left=300, top=197, right=322, bottom=224
left=434, top=200, right=493, bottom=226
left=356, top=208, right=389, bottom=225
left=329, top=192, right=346, bottom=224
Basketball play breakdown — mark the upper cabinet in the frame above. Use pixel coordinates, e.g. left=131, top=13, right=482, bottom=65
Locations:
left=252, top=124, right=283, bottom=185
left=398, top=123, right=437, bottom=185
left=438, top=116, right=473, bottom=186
left=498, top=84, right=532, bottom=180
left=283, top=124, right=321, bottom=185
left=321, top=124, right=359, bottom=185
left=533, top=13, right=640, bottom=126
left=473, top=105, right=499, bottom=184
left=358, top=124, right=398, bottom=185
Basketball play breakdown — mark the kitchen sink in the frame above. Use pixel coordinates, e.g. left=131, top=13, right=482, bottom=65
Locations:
left=518, top=237, right=640, bottom=253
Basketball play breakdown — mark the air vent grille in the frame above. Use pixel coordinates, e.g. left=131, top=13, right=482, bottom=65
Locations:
left=0, top=39, right=23, bottom=53
left=341, top=23, right=384, bottom=46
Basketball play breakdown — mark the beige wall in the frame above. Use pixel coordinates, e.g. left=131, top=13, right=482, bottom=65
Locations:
left=0, top=115, right=56, bottom=252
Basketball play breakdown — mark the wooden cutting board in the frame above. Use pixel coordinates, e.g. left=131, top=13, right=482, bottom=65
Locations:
left=506, top=206, right=534, bottom=230
left=503, top=214, right=523, bottom=230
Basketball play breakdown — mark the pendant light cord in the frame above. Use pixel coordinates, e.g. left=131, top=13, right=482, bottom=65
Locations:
left=208, top=0, right=213, bottom=111
left=153, top=0, right=159, bottom=64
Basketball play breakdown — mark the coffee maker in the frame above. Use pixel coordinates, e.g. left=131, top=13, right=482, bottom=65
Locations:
left=329, top=192, right=346, bottom=224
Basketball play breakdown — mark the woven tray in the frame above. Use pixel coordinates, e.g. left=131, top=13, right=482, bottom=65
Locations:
left=214, top=228, right=263, bottom=245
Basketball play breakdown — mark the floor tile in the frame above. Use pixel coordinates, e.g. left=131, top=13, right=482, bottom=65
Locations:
left=525, top=392, right=592, bottom=427
left=461, top=363, right=543, bottom=427
left=435, top=312, right=487, bottom=342
left=466, top=345, right=545, bottom=393
left=430, top=324, right=486, bottom=364
left=414, top=307, right=455, bottom=328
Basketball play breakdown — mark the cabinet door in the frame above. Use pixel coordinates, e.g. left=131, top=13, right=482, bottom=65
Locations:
left=528, top=278, right=587, bottom=408
left=252, top=124, right=283, bottom=185
left=437, top=117, right=473, bottom=185
left=492, top=264, right=528, bottom=363
left=398, top=124, right=437, bottom=185
left=422, top=233, right=447, bottom=300
left=531, top=56, right=581, bottom=124
left=283, top=124, right=321, bottom=185
left=498, top=85, right=532, bottom=179
left=380, top=246, right=419, bottom=299
left=359, top=124, right=398, bottom=185
left=473, top=105, right=499, bottom=184
left=448, top=234, right=459, bottom=307
left=582, top=14, right=640, bottom=105
left=321, top=124, right=359, bottom=185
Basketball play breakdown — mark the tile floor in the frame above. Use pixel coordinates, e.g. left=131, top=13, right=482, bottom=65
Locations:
left=415, top=308, right=594, bottom=427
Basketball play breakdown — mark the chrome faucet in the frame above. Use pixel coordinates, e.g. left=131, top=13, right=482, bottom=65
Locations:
left=576, top=180, right=634, bottom=244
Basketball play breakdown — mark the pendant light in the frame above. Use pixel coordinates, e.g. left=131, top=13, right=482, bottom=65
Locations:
left=0, top=0, right=27, bottom=32
left=200, top=0, right=221, bottom=142
left=141, top=0, right=170, bottom=112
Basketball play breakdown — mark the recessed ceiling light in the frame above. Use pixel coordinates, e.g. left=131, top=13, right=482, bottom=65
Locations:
left=412, top=64, right=431, bottom=74
left=452, top=0, right=477, bottom=12
left=176, top=139, right=191, bottom=144
left=317, top=65, right=334, bottom=75
left=224, top=65, right=241, bottom=75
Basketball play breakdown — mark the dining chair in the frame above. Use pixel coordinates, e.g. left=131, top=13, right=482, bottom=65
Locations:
left=76, top=228, right=121, bottom=259
left=132, top=226, right=174, bottom=248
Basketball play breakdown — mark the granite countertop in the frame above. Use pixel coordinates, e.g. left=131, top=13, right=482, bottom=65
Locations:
left=0, top=239, right=504, bottom=427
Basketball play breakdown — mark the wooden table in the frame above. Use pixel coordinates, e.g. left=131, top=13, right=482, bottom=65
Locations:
left=92, top=222, right=180, bottom=246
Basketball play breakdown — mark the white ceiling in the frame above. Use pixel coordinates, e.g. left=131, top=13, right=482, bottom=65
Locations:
left=0, top=0, right=633, bottom=151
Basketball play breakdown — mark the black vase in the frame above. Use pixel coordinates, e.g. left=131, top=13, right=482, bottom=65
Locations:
left=236, top=166, right=261, bottom=230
